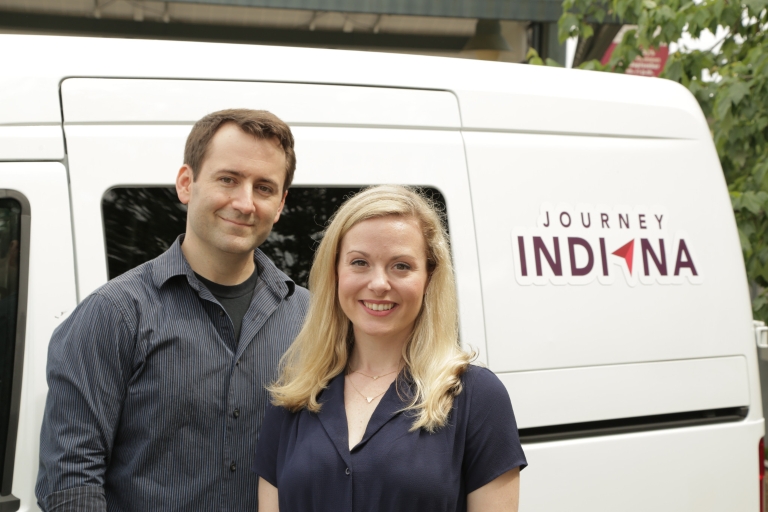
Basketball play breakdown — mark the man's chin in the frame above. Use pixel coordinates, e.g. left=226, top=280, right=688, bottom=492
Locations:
left=215, top=236, right=261, bottom=255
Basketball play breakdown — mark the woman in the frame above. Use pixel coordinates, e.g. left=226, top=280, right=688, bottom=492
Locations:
left=253, top=185, right=526, bottom=512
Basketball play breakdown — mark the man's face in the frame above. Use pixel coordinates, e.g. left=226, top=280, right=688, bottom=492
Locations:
left=176, top=123, right=287, bottom=257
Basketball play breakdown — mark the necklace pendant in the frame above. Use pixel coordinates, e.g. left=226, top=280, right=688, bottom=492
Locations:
left=366, top=397, right=374, bottom=403
left=372, top=376, right=378, bottom=380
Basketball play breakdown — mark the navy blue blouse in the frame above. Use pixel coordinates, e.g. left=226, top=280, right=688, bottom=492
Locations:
left=253, top=365, right=527, bottom=512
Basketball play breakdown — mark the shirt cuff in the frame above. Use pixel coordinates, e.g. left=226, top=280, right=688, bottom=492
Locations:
left=44, top=486, right=106, bottom=512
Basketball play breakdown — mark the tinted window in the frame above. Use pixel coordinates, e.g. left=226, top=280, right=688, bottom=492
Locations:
left=102, top=187, right=447, bottom=288
left=0, top=198, right=21, bottom=491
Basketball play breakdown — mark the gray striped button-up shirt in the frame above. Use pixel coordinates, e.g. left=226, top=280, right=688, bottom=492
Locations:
left=36, top=236, right=309, bottom=512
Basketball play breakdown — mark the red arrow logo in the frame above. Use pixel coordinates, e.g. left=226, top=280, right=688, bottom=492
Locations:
left=612, top=239, right=635, bottom=274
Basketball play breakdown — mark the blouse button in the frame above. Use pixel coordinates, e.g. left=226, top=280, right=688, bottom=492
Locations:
left=345, top=468, right=351, bottom=475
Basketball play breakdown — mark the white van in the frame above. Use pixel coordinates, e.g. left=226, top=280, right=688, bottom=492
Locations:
left=0, top=34, right=763, bottom=511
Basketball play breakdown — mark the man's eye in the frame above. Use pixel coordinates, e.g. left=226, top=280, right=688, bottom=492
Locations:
left=258, top=185, right=273, bottom=194
left=220, top=177, right=234, bottom=184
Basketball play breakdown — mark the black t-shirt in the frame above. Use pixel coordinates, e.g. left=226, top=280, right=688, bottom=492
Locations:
left=195, top=265, right=260, bottom=349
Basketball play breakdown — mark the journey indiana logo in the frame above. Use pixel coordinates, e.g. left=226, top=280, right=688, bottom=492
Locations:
left=511, top=203, right=702, bottom=286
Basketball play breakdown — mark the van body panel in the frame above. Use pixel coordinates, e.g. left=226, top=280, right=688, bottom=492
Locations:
left=4, top=35, right=704, bottom=141
left=456, top=86, right=702, bottom=139
left=61, top=78, right=462, bottom=128
left=0, top=162, right=77, bottom=512
left=462, top=131, right=753, bottom=372
left=0, top=126, right=64, bottom=162
left=521, top=418, right=763, bottom=511
left=63, top=120, right=487, bottom=362
left=500, top=356, right=750, bottom=429
left=0, top=77, right=62, bottom=126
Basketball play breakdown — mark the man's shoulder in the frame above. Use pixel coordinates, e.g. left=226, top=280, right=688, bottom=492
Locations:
left=87, top=258, right=170, bottom=321
left=290, top=285, right=310, bottom=306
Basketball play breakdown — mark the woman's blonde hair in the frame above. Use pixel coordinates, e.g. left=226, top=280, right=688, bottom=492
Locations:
left=269, top=185, right=472, bottom=432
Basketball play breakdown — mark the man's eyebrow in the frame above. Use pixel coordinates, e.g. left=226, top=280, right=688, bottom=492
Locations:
left=216, top=170, right=279, bottom=187
left=216, top=169, right=246, bottom=178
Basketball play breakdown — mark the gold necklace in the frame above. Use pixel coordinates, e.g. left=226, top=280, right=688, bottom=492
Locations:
left=346, top=371, right=388, bottom=404
left=349, top=366, right=400, bottom=381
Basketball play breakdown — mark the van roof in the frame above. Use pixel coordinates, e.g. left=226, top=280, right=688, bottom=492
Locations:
left=1, top=34, right=707, bottom=140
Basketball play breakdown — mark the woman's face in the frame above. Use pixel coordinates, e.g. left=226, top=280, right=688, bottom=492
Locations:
left=337, top=215, right=429, bottom=345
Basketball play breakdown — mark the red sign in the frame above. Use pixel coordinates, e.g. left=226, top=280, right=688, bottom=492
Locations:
left=601, top=26, right=669, bottom=77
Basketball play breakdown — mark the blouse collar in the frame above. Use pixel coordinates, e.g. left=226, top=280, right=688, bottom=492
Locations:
left=316, top=370, right=414, bottom=466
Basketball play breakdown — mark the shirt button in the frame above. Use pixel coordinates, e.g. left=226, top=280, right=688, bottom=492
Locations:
left=233, top=408, right=240, bottom=418
left=236, top=359, right=240, bottom=366
left=345, top=468, right=351, bottom=475
left=230, top=462, right=237, bottom=472
left=219, top=310, right=225, bottom=317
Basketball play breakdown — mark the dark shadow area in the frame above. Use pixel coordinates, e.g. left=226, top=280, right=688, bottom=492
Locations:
left=102, top=186, right=447, bottom=289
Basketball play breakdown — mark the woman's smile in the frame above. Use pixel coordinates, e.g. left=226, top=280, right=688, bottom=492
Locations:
left=361, top=300, right=398, bottom=315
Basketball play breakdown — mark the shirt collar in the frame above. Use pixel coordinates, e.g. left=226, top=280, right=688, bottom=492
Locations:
left=317, top=370, right=413, bottom=464
left=151, top=234, right=296, bottom=299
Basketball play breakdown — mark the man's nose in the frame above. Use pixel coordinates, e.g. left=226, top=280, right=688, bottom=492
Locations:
left=230, top=185, right=256, bottom=215
left=368, top=267, right=391, bottom=294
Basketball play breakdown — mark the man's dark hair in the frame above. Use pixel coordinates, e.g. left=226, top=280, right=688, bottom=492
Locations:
left=184, top=109, right=296, bottom=192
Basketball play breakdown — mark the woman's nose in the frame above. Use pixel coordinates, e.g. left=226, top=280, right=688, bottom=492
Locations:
left=368, top=267, right=391, bottom=294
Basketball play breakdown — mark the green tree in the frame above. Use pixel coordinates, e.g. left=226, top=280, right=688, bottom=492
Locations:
left=554, top=0, right=768, bottom=318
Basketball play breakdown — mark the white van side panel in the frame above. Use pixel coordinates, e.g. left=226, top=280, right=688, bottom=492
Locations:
left=0, top=75, right=62, bottom=125
left=500, top=356, right=750, bottom=429
left=456, top=82, right=703, bottom=140
left=61, top=79, right=461, bottom=129
left=463, top=131, right=753, bottom=372
left=520, top=418, right=763, bottom=511
left=0, top=126, right=64, bottom=162
left=63, top=119, right=486, bottom=362
left=3, top=35, right=704, bottom=142
left=0, top=163, right=77, bottom=512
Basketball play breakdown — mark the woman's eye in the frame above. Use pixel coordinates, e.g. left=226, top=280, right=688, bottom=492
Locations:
left=394, top=263, right=411, bottom=271
left=351, top=259, right=367, bottom=267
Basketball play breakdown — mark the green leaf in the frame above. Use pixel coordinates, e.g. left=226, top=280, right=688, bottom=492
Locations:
left=727, top=82, right=751, bottom=106
left=664, top=57, right=683, bottom=82
left=526, top=47, right=544, bottom=66
left=545, top=58, right=564, bottom=67
left=744, top=0, right=768, bottom=14
left=739, top=191, right=768, bottom=214
left=642, top=0, right=657, bottom=9
left=559, top=13, right=580, bottom=42
left=739, top=228, right=753, bottom=252
left=581, top=23, right=594, bottom=40
left=594, top=9, right=606, bottom=23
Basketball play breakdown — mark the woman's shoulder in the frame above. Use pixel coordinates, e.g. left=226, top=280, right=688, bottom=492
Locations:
left=461, top=364, right=506, bottom=392
left=457, top=364, right=511, bottom=410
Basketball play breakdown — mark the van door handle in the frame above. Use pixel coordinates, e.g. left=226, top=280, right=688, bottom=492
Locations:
left=754, top=320, right=768, bottom=361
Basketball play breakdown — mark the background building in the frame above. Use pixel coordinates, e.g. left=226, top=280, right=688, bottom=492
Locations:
left=0, top=0, right=566, bottom=64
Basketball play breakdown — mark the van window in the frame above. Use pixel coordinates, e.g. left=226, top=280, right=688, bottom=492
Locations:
left=0, top=198, right=22, bottom=491
left=102, top=187, right=447, bottom=287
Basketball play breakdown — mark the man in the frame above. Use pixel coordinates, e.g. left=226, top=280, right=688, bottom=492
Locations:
left=36, top=109, right=309, bottom=511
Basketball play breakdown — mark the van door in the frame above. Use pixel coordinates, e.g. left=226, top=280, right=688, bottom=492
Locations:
left=463, top=130, right=761, bottom=510
left=0, top=162, right=77, bottom=512
left=59, top=78, right=486, bottom=361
